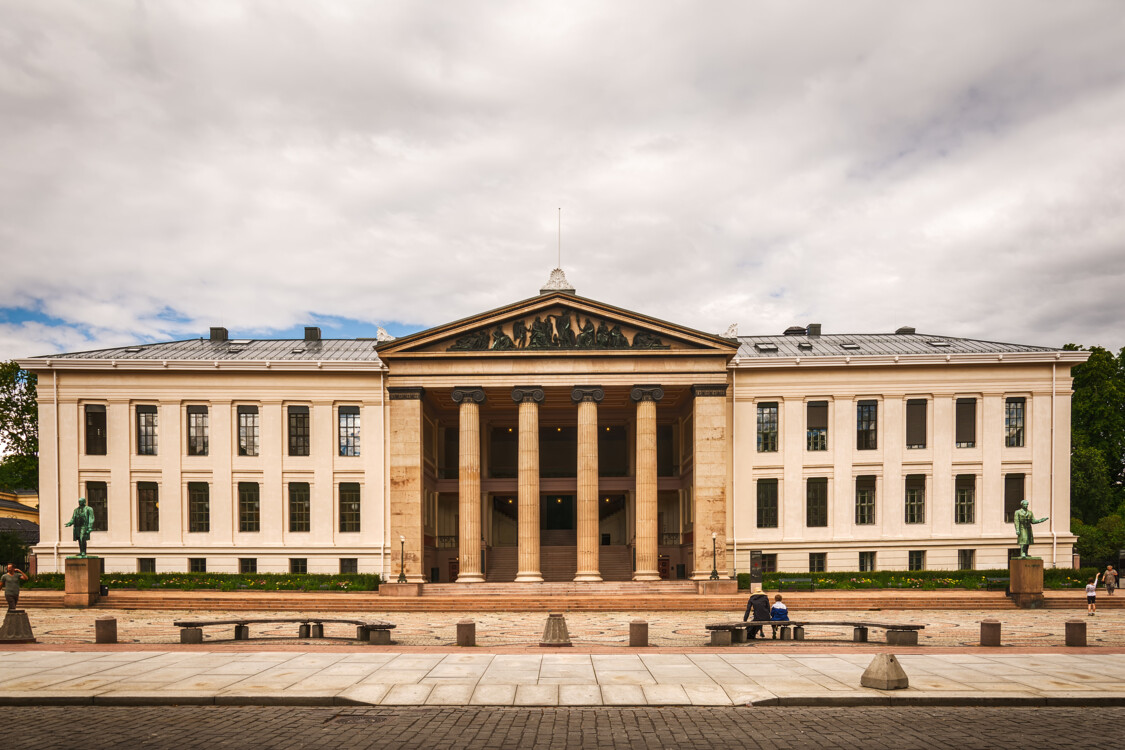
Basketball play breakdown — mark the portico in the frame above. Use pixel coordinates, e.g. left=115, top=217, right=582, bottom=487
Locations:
left=377, top=290, right=737, bottom=585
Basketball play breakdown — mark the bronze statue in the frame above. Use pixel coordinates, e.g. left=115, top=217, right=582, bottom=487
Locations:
left=512, top=319, right=528, bottom=348
left=529, top=316, right=553, bottom=349
left=631, top=331, right=669, bottom=349
left=576, top=318, right=596, bottom=348
left=552, top=310, right=576, bottom=348
left=1013, top=499, right=1048, bottom=558
left=491, top=326, right=516, bottom=350
left=448, top=329, right=490, bottom=351
left=65, top=497, right=96, bottom=557
left=608, top=325, right=629, bottom=349
left=595, top=321, right=610, bottom=348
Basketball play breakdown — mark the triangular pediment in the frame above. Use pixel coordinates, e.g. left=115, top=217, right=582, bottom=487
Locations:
left=376, top=293, right=738, bottom=358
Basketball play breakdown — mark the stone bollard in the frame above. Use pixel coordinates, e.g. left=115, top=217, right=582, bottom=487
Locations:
left=710, top=630, right=732, bottom=647
left=357, top=626, right=370, bottom=641
left=1065, top=619, right=1087, bottom=647
left=860, top=654, right=909, bottom=690
left=629, top=620, right=648, bottom=647
left=457, top=619, right=476, bottom=647
left=980, top=619, right=1002, bottom=647
left=298, top=623, right=311, bottom=638
left=310, top=623, right=324, bottom=638
left=234, top=624, right=249, bottom=641
left=368, top=628, right=391, bottom=645
left=853, top=626, right=869, bottom=643
left=94, top=617, right=117, bottom=644
left=180, top=627, right=203, bottom=644
left=540, top=613, right=573, bottom=647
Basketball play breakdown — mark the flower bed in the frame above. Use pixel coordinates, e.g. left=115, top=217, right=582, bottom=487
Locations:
left=736, top=568, right=1095, bottom=591
left=23, top=572, right=382, bottom=592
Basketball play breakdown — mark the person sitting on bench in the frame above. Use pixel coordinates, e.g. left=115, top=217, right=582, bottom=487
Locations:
left=769, top=594, right=789, bottom=639
left=743, top=586, right=771, bottom=639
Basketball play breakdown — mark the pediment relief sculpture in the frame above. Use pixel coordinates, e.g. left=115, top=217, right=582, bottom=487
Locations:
left=446, top=307, right=671, bottom=352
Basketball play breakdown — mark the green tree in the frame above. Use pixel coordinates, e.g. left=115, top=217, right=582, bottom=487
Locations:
left=0, top=361, right=38, bottom=491
left=0, top=531, right=30, bottom=568
left=1072, top=515, right=1125, bottom=568
left=1064, top=345, right=1125, bottom=524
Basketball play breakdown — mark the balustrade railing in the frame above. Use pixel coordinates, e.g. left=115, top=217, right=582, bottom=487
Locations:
left=660, top=532, right=681, bottom=546
left=438, top=535, right=458, bottom=549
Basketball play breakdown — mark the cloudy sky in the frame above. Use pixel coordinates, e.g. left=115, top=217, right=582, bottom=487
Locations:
left=2, top=1, right=1124, bottom=361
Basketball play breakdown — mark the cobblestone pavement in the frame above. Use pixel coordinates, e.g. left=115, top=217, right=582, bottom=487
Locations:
left=18, top=606, right=1124, bottom=648
left=7, top=706, right=1123, bottom=750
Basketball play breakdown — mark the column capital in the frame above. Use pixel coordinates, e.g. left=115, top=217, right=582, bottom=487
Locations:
left=571, top=386, right=605, bottom=404
left=630, top=385, right=664, bottom=403
left=691, top=383, right=729, bottom=398
left=511, top=386, right=545, bottom=403
left=388, top=386, right=425, bottom=400
left=451, top=387, right=486, bottom=404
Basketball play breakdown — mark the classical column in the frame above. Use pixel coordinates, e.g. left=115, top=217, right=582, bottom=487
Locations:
left=631, top=385, right=664, bottom=581
left=512, top=386, right=545, bottom=582
left=691, top=383, right=730, bottom=580
left=572, top=386, right=605, bottom=582
left=452, top=387, right=486, bottom=583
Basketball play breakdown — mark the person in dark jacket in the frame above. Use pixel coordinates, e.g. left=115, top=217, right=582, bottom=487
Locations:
left=743, top=586, right=771, bottom=639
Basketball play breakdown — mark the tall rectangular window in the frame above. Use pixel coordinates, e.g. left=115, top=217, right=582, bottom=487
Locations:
left=238, top=482, right=260, bottom=532
left=289, top=482, right=311, bottom=532
left=188, top=482, right=210, bottom=533
left=806, top=400, right=828, bottom=451
left=86, top=481, right=108, bottom=532
left=955, top=474, right=976, bottom=524
left=958, top=549, right=975, bottom=570
left=339, top=482, right=361, bottom=532
left=956, top=398, right=977, bottom=448
left=1004, top=473, right=1025, bottom=523
left=908, top=550, right=926, bottom=571
left=85, top=405, right=107, bottom=455
left=756, top=402, right=778, bottom=452
left=904, top=474, right=926, bottom=524
left=854, top=475, right=876, bottom=525
left=808, top=552, right=826, bottom=573
left=859, top=551, right=876, bottom=572
left=239, top=558, right=257, bottom=574
left=340, top=558, right=358, bottom=574
left=138, top=558, right=156, bottom=573
left=189, top=558, right=206, bottom=573
left=761, top=554, right=777, bottom=573
left=288, top=405, right=310, bottom=456
left=1005, top=397, right=1025, bottom=447
left=186, top=405, right=209, bottom=456
left=756, top=479, right=778, bottom=528
left=339, top=406, right=361, bottom=457
left=905, top=399, right=927, bottom=449
left=856, top=400, right=878, bottom=450
left=237, top=405, right=259, bottom=456
left=137, top=481, right=159, bottom=532
left=806, top=477, right=828, bottom=527
left=136, top=405, right=158, bottom=456
left=289, top=558, right=307, bottom=574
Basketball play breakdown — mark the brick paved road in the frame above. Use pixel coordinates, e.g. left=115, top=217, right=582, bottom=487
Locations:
left=8, top=706, right=1122, bottom=750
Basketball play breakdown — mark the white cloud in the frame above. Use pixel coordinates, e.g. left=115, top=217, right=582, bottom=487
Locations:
left=1, top=0, right=1124, bottom=362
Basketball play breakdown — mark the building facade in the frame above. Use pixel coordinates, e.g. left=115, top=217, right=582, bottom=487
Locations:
left=19, top=276, right=1087, bottom=578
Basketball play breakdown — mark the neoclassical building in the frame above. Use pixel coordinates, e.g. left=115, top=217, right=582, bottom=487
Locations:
left=19, top=272, right=1087, bottom=580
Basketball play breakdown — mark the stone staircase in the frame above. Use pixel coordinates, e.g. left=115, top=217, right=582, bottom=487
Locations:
left=485, top=545, right=634, bottom=582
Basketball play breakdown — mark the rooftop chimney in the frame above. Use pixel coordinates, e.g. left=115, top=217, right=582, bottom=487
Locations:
left=304, top=327, right=321, bottom=341
left=895, top=326, right=916, bottom=335
left=807, top=323, right=821, bottom=337
left=209, top=327, right=228, bottom=342
left=784, top=325, right=806, bottom=336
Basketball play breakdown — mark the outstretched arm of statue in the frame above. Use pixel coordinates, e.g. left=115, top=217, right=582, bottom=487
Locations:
left=1034, top=516, right=1049, bottom=524
left=65, top=517, right=74, bottom=527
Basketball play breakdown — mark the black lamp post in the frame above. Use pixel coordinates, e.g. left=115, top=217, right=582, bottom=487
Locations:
left=397, top=534, right=407, bottom=583
left=710, top=531, right=719, bottom=580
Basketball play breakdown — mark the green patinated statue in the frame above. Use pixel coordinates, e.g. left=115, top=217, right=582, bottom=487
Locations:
left=1013, top=499, right=1048, bottom=558
left=65, top=497, right=96, bottom=557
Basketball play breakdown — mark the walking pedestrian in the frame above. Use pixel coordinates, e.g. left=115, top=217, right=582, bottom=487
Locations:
left=1103, top=565, right=1117, bottom=596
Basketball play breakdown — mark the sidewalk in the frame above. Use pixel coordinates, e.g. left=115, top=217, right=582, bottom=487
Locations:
left=3, top=650, right=1125, bottom=707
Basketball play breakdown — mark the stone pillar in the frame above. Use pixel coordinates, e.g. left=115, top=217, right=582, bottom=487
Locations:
left=691, top=384, right=730, bottom=580
left=1009, top=557, right=1045, bottom=608
left=513, top=386, right=545, bottom=582
left=388, top=387, right=426, bottom=583
left=573, top=386, right=605, bottom=582
left=64, top=557, right=101, bottom=608
left=631, top=385, right=664, bottom=582
left=452, top=387, right=487, bottom=583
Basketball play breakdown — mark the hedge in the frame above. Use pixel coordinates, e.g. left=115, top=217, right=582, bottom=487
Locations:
left=22, top=572, right=382, bottom=592
left=736, top=568, right=1097, bottom=591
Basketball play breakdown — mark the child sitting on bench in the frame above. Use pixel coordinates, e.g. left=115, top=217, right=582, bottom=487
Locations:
left=770, top=594, right=789, bottom=639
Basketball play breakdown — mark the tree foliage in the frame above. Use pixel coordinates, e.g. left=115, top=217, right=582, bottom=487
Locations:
left=1065, top=345, right=1125, bottom=524
left=1071, top=515, right=1125, bottom=569
left=0, top=361, right=38, bottom=491
left=0, top=531, right=30, bottom=569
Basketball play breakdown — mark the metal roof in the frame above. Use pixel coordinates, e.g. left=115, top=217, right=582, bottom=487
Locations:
left=35, top=339, right=384, bottom=363
left=736, top=332, right=1060, bottom=359
left=0, top=517, right=40, bottom=546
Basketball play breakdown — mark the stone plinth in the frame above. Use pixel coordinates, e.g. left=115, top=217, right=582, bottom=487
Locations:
left=0, top=610, right=36, bottom=643
left=980, top=619, right=1002, bottom=647
left=379, top=582, right=423, bottom=597
left=629, top=620, right=648, bottom=647
left=695, top=580, right=737, bottom=595
left=64, top=557, right=101, bottom=608
left=95, top=616, right=117, bottom=644
left=1009, top=557, right=1044, bottom=608
left=1065, top=619, right=1087, bottom=647
left=540, top=613, right=572, bottom=647
left=457, top=619, right=476, bottom=647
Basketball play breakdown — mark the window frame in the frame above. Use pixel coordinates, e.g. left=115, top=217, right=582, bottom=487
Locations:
left=188, top=481, right=210, bottom=533
left=859, top=551, right=876, bottom=572
left=338, top=405, right=361, bottom=457
left=289, top=558, right=308, bottom=574
left=339, top=482, right=361, bottom=533
left=84, top=404, right=107, bottom=456
left=805, top=477, right=828, bottom=528
left=955, top=474, right=976, bottom=524
left=238, top=481, right=260, bottom=533
left=756, top=478, right=779, bottom=528
left=955, top=397, right=977, bottom=448
left=186, top=405, right=209, bottom=457
left=137, top=481, right=159, bottom=532
left=904, top=474, right=926, bottom=525
left=806, top=400, right=828, bottom=452
left=289, top=481, right=311, bottom=533
left=854, top=475, right=876, bottom=525
left=1005, top=397, right=1026, bottom=448
left=288, top=405, right=310, bottom=457
left=238, top=558, right=257, bottom=574
left=136, top=404, right=158, bottom=456
left=808, top=552, right=826, bottom=573
left=856, top=400, right=878, bottom=450
left=188, top=557, right=207, bottom=573
left=237, top=405, right=260, bottom=457
left=908, top=550, right=926, bottom=571
left=958, top=549, right=975, bottom=570
left=905, top=398, right=927, bottom=450
left=340, top=558, right=359, bottom=575
left=756, top=402, right=779, bottom=453
left=86, top=480, right=108, bottom=532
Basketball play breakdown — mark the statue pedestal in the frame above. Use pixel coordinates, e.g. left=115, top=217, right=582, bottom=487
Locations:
left=64, top=557, right=102, bottom=608
left=0, top=610, right=36, bottom=643
left=1009, top=557, right=1044, bottom=609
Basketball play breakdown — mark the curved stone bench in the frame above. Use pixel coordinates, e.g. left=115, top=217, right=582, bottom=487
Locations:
left=172, top=617, right=396, bottom=644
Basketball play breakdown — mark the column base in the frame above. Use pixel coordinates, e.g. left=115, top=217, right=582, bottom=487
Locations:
left=573, top=573, right=603, bottom=582
left=456, top=573, right=486, bottom=584
left=515, top=573, right=544, bottom=583
left=632, top=572, right=661, bottom=582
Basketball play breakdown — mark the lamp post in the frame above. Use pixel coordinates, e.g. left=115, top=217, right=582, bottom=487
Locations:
left=397, top=534, right=407, bottom=583
left=710, top=531, right=719, bottom=580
